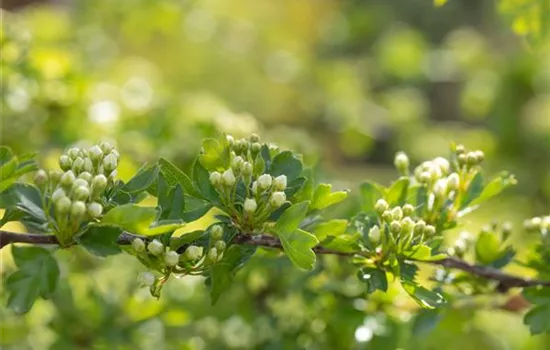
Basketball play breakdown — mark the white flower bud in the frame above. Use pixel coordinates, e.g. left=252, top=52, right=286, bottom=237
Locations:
left=72, top=157, right=85, bottom=173
left=269, top=191, right=286, bottom=208
left=424, top=225, right=436, bottom=236
left=99, top=141, right=114, bottom=154
left=59, top=155, right=73, bottom=171
left=73, top=178, right=89, bottom=189
left=164, top=251, right=180, bottom=267
left=78, top=172, right=93, bottom=183
left=132, top=238, right=145, bottom=252
left=33, top=169, right=48, bottom=186
left=251, top=181, right=259, bottom=194
left=401, top=217, right=414, bottom=233
left=232, top=156, right=244, bottom=171
left=433, top=179, right=448, bottom=198
left=55, top=196, right=71, bottom=214
left=110, top=150, right=120, bottom=160
left=184, top=245, right=203, bottom=261
left=211, top=225, right=223, bottom=240
left=369, top=226, right=381, bottom=243
left=394, top=151, right=409, bottom=175
left=414, top=220, right=426, bottom=235
left=419, top=171, right=431, bottom=184
left=226, top=135, right=234, bottom=146
left=402, top=204, right=414, bottom=217
left=273, top=175, right=287, bottom=191
left=215, top=240, right=226, bottom=251
left=103, top=154, right=118, bottom=173
left=207, top=247, right=218, bottom=262
left=222, top=169, right=236, bottom=187
left=209, top=171, right=222, bottom=187
left=244, top=198, right=258, bottom=213
left=375, top=199, right=388, bottom=214
left=447, top=172, right=460, bottom=191
left=137, top=272, right=155, bottom=287
left=147, top=239, right=164, bottom=256
left=250, top=133, right=260, bottom=143
left=52, top=188, right=66, bottom=202
left=241, top=162, right=253, bottom=176
left=83, top=158, right=94, bottom=173
left=250, top=142, right=261, bottom=155
left=257, top=174, right=272, bottom=190
left=433, top=157, right=450, bottom=174
left=89, top=145, right=104, bottom=162
left=391, top=207, right=403, bottom=221
left=73, top=186, right=90, bottom=201
left=92, top=175, right=108, bottom=192
left=60, top=171, right=76, bottom=187
left=67, top=148, right=80, bottom=159
left=49, top=170, right=63, bottom=183
left=87, top=202, right=103, bottom=218
left=70, top=201, right=86, bottom=219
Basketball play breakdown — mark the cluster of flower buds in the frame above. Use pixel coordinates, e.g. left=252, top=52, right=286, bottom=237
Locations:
left=447, top=231, right=474, bottom=258
left=208, top=134, right=288, bottom=228
left=524, top=215, right=550, bottom=234
left=454, top=144, right=484, bottom=169
left=370, top=199, right=436, bottom=249
left=33, top=142, right=119, bottom=244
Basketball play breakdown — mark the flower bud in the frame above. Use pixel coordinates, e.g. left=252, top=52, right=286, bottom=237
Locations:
left=391, top=207, right=403, bottom=221
left=60, top=171, right=76, bottom=187
left=184, top=245, right=203, bottom=261
left=433, top=157, right=450, bottom=174
left=381, top=210, right=393, bottom=223
left=70, top=201, right=86, bottom=219
left=249, top=133, right=260, bottom=143
left=250, top=142, right=261, bottom=155
left=401, top=217, right=414, bottom=233
left=209, top=171, right=222, bottom=187
left=455, top=144, right=465, bottom=155
left=132, top=238, right=145, bottom=252
left=394, top=151, right=409, bottom=175
left=402, top=204, right=414, bottom=217
left=92, top=175, right=108, bottom=192
left=164, top=251, right=180, bottom=267
left=33, top=169, right=48, bottom=186
left=257, top=174, right=272, bottom=190
left=390, top=221, right=401, bottom=234
left=89, top=145, right=104, bottom=162
left=55, top=196, right=71, bottom=214
left=414, top=220, right=426, bottom=235
left=87, top=202, right=103, bottom=218
left=419, top=171, right=431, bottom=184
left=147, top=239, right=164, bottom=256
left=369, top=226, right=381, bottom=244
left=226, top=135, right=234, bottom=146
left=222, top=169, right=236, bottom=187
left=232, top=156, right=244, bottom=172
left=457, top=153, right=467, bottom=166
left=273, top=175, right=287, bottom=191
left=103, top=154, right=118, bottom=173
left=49, top=170, right=63, bottom=183
left=447, top=172, right=460, bottom=191
left=466, top=152, right=477, bottom=166
left=207, top=247, right=218, bottom=262
left=73, top=178, right=89, bottom=189
left=214, top=240, right=226, bottom=251
left=78, top=172, right=93, bottom=183
left=83, top=158, right=94, bottom=173
left=375, top=199, right=388, bottom=214
left=52, top=188, right=66, bottom=202
left=137, top=272, right=155, bottom=287
left=110, top=150, right=120, bottom=160
left=241, top=162, right=253, bottom=176
left=269, top=191, right=286, bottom=208
left=211, top=225, right=223, bottom=241
left=474, top=150, right=485, bottom=163
left=433, top=179, right=448, bottom=199
left=244, top=198, right=258, bottom=213
left=73, top=186, right=90, bottom=201
left=251, top=181, right=259, bottom=194
left=67, top=148, right=80, bottom=159
left=99, top=141, right=114, bottom=154
left=424, top=225, right=436, bottom=236
left=59, top=155, right=73, bottom=171
left=72, top=157, right=85, bottom=173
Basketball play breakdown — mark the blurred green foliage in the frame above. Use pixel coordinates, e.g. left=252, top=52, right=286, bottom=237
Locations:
left=1, top=0, right=550, bottom=349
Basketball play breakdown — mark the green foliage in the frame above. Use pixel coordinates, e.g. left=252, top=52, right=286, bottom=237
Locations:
left=523, top=287, right=550, bottom=334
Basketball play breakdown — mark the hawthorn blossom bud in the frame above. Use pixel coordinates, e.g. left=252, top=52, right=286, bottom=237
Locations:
left=73, top=179, right=89, bottom=190
left=382, top=210, right=393, bottom=223
left=147, top=239, right=164, bottom=256
left=249, top=133, right=260, bottom=143
left=33, top=169, right=48, bottom=186
left=73, top=186, right=90, bottom=201
left=209, top=171, right=222, bottom=187
left=391, top=207, right=403, bottom=221
left=70, top=201, right=86, bottom=219
left=457, top=153, right=467, bottom=166
left=222, top=169, right=236, bottom=187
left=419, top=171, right=431, bottom=184
left=164, top=251, right=180, bottom=267
left=241, top=162, right=253, bottom=176
left=226, top=135, right=234, bottom=146
left=132, top=238, right=145, bottom=252
left=433, top=179, right=448, bottom=198
left=274, top=175, right=287, bottom=191
left=72, top=157, right=85, bottom=173
left=269, top=191, right=286, bottom=208
left=455, top=144, right=465, bottom=155
left=60, top=171, right=76, bottom=187
left=89, top=145, right=104, bottom=162
left=87, top=202, right=103, bottom=218
left=99, top=141, right=114, bottom=154
left=49, top=170, right=63, bottom=183
left=466, top=152, right=478, bottom=166
left=424, top=225, right=436, bottom=236
left=207, top=247, right=218, bottom=262
left=55, top=196, right=71, bottom=214
left=257, top=174, right=272, bottom=190
left=390, top=221, right=402, bottom=234
left=52, top=188, right=66, bottom=202
left=251, top=181, right=259, bottom=195
left=67, top=148, right=80, bottom=159
left=433, top=157, right=450, bottom=174
left=232, top=156, right=244, bottom=171
left=103, top=154, right=118, bottom=173
left=394, top=151, right=409, bottom=175
left=211, top=225, right=223, bottom=241
left=474, top=150, right=485, bottom=163
left=401, top=217, right=414, bottom=233
left=447, top=173, right=460, bottom=191
left=402, top=204, right=414, bottom=217
left=184, top=245, right=203, bottom=261
left=110, top=150, right=120, bottom=161
left=78, top=172, right=93, bottom=183
left=92, top=175, right=108, bottom=192
left=369, top=226, right=381, bottom=243
left=138, top=272, right=155, bottom=287
left=59, top=155, right=72, bottom=171
left=414, top=220, right=426, bottom=235
left=244, top=198, right=258, bottom=213
left=375, top=199, right=388, bottom=214
left=215, top=240, right=226, bottom=251
left=250, top=142, right=261, bottom=155
left=83, top=158, right=94, bottom=173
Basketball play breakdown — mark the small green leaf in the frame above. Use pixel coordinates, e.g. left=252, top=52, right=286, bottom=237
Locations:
left=193, top=159, right=219, bottom=204
left=76, top=225, right=123, bottom=257
left=469, top=172, right=516, bottom=207
left=0, top=146, right=14, bottom=165
left=523, top=286, right=550, bottom=305
left=6, top=246, right=60, bottom=314
left=406, top=245, right=447, bottom=261
left=16, top=184, right=46, bottom=221
left=386, top=177, right=410, bottom=206
left=210, top=245, right=256, bottom=304
left=475, top=232, right=502, bottom=265
left=274, top=201, right=310, bottom=234
left=312, top=219, right=348, bottom=241
left=359, top=181, right=384, bottom=212
left=293, top=171, right=314, bottom=203
left=460, top=172, right=484, bottom=208
left=199, top=138, right=230, bottom=171
left=357, top=268, right=388, bottom=293
left=524, top=304, right=550, bottom=334
left=102, top=204, right=183, bottom=235
left=278, top=228, right=319, bottom=270
left=269, top=151, right=303, bottom=182
left=310, top=183, right=348, bottom=210
left=401, top=281, right=445, bottom=309
left=321, top=233, right=360, bottom=253
left=158, top=157, right=200, bottom=198
left=122, top=163, right=159, bottom=194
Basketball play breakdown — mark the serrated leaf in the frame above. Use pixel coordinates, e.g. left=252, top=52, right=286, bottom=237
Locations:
left=199, top=138, right=230, bottom=171
left=312, top=219, right=348, bottom=241
left=170, top=230, right=206, bottom=251
left=321, top=233, right=360, bottom=253
left=269, top=151, right=303, bottom=182
left=357, top=268, right=388, bottom=293
left=475, top=232, right=502, bottom=265
left=102, top=204, right=183, bottom=235
left=460, top=172, right=484, bottom=208
left=386, top=177, right=410, bottom=206
left=76, top=225, right=123, bottom=257
left=15, top=184, right=46, bottom=221
left=122, top=163, right=159, bottom=194
left=359, top=181, right=384, bottom=212
left=6, top=246, right=60, bottom=314
left=210, top=245, right=256, bottom=304
left=310, top=183, right=348, bottom=210
left=524, top=305, right=550, bottom=335
left=193, top=159, right=219, bottom=204
left=158, top=157, right=200, bottom=198
left=157, top=172, right=186, bottom=221
left=399, top=260, right=419, bottom=282
left=401, top=281, right=445, bottom=309
left=469, top=172, right=516, bottom=207
left=181, top=195, right=212, bottom=222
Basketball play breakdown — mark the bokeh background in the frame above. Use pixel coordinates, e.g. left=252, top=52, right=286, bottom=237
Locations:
left=1, top=0, right=550, bottom=349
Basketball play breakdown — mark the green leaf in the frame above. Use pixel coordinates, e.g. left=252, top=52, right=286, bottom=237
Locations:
left=210, top=245, right=256, bottom=304
left=524, top=304, right=550, bottom=335
left=76, top=225, right=123, bottom=257
left=412, top=309, right=442, bottom=335
left=321, top=233, right=360, bottom=253
left=386, top=177, right=410, bottom=206
left=157, top=172, right=186, bottom=221
left=399, top=260, right=419, bottom=282
left=16, top=184, right=46, bottom=221
left=312, top=219, right=348, bottom=241
left=406, top=245, right=447, bottom=261
left=122, top=163, right=159, bottom=194
left=415, top=185, right=428, bottom=216
left=359, top=181, right=384, bottom=212
left=0, top=146, right=14, bottom=165
left=523, top=286, right=550, bottom=305
left=475, top=232, right=502, bottom=265
left=158, top=157, right=200, bottom=198
left=269, top=151, right=303, bottom=182
left=198, top=138, right=230, bottom=171
left=274, top=201, right=310, bottom=234
left=293, top=171, right=314, bottom=203
left=102, top=204, right=183, bottom=235
left=469, top=172, right=516, bottom=207
left=460, top=172, right=484, bottom=208
left=310, top=183, right=348, bottom=210
left=170, top=230, right=207, bottom=251
left=181, top=196, right=212, bottom=222
left=401, top=281, right=445, bottom=309
left=193, top=159, right=219, bottom=204
left=6, top=246, right=60, bottom=314
left=357, top=268, right=388, bottom=293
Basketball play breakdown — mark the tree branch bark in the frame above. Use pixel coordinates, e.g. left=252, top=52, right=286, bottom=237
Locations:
left=1, top=230, right=549, bottom=290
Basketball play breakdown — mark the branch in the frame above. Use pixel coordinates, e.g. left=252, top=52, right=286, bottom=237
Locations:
left=1, top=230, right=550, bottom=290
